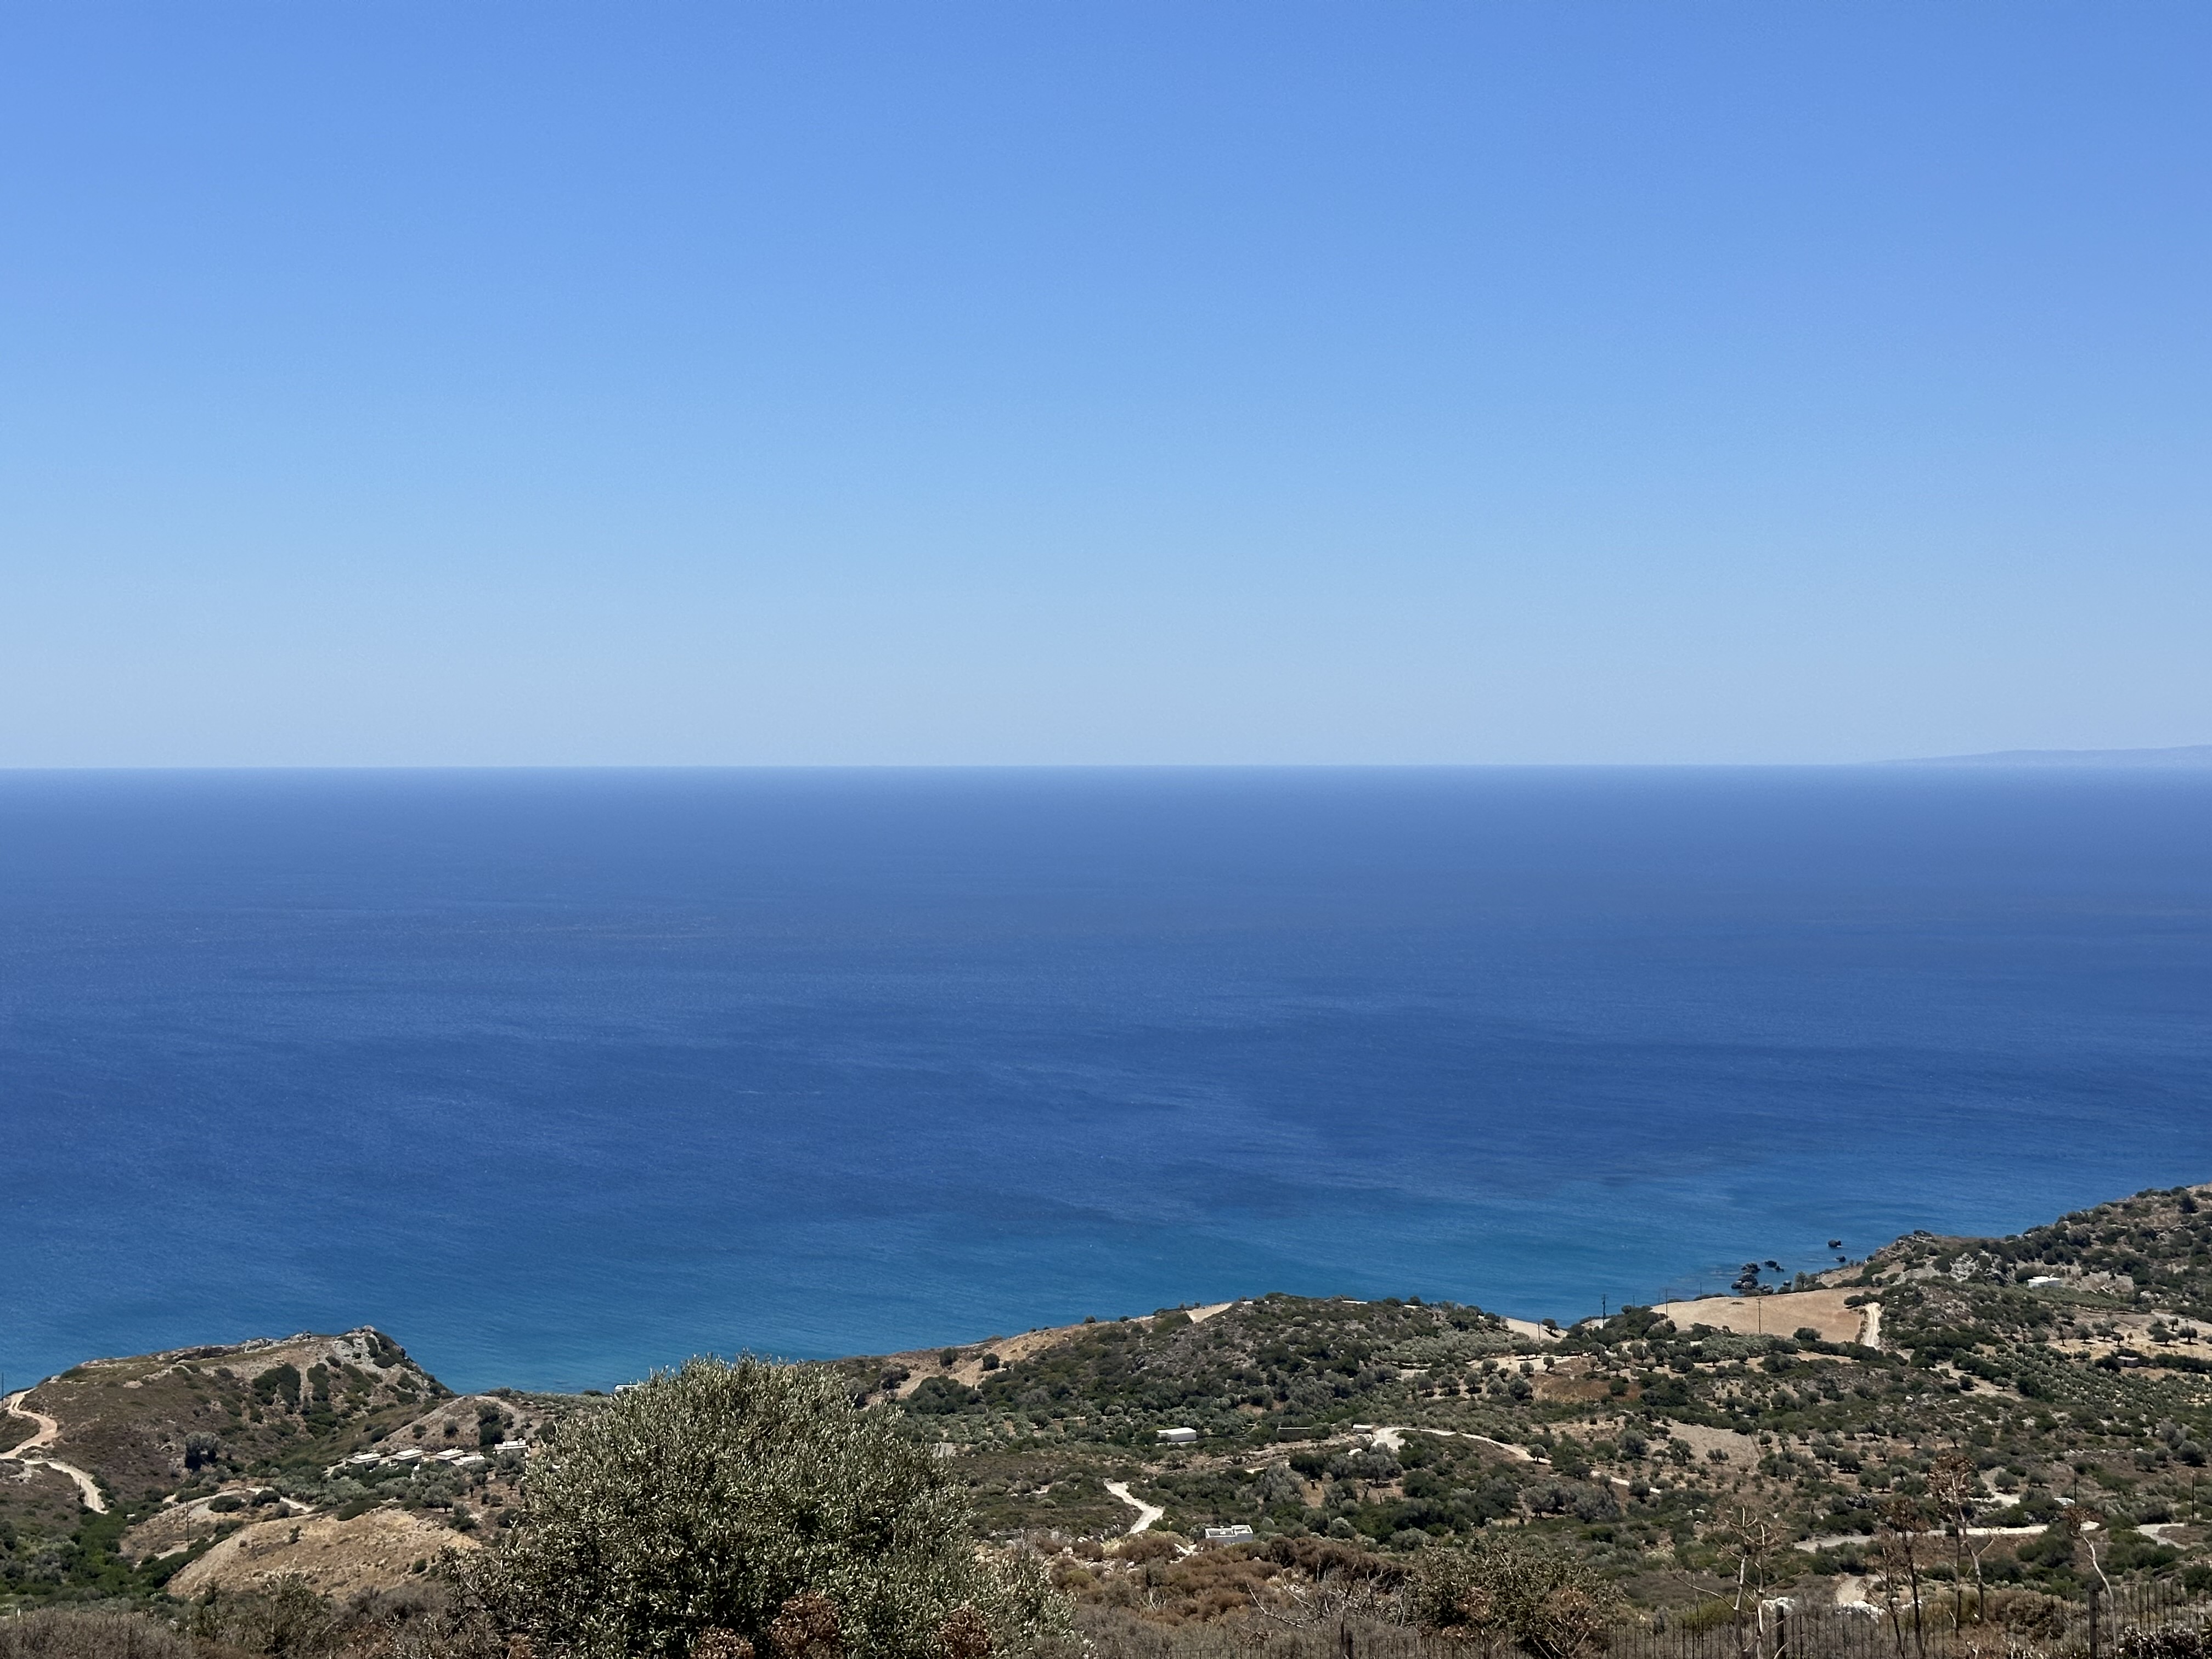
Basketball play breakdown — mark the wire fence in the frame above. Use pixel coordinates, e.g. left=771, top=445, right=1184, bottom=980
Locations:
left=1081, top=1584, right=2212, bottom=1659
left=1608, top=1581, right=2206, bottom=1659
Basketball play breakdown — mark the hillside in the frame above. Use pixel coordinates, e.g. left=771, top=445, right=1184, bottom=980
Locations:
left=10, top=1182, right=2212, bottom=1623
left=851, top=1183, right=2212, bottom=1613
left=16, top=1329, right=446, bottom=1505
left=0, top=1329, right=559, bottom=1604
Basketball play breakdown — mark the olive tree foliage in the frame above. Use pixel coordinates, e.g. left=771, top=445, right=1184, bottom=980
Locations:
left=1412, top=1537, right=1619, bottom=1659
left=460, top=1359, right=1069, bottom=1659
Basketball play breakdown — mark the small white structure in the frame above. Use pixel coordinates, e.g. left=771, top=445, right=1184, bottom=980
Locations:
left=495, top=1440, right=528, bottom=1453
left=1204, top=1525, right=1255, bottom=1543
left=2026, top=1276, right=2063, bottom=1288
left=345, top=1452, right=382, bottom=1466
left=433, top=1448, right=468, bottom=1462
left=389, top=1447, right=425, bottom=1463
left=1156, top=1427, right=1199, bottom=1444
left=454, top=1453, right=489, bottom=1470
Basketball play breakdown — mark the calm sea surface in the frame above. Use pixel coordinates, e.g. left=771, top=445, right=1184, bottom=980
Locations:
left=4, top=768, right=2209, bottom=1391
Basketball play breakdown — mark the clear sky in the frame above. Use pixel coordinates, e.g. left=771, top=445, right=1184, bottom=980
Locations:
left=3, top=3, right=2207, bottom=766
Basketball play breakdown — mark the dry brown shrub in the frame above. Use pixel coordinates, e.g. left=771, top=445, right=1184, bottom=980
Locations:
left=938, top=1605, right=994, bottom=1659
left=1438, top=1587, right=1498, bottom=1640
left=1993, top=1590, right=2074, bottom=1641
left=692, top=1630, right=756, bottom=1659
left=0, top=1611, right=193, bottom=1659
left=768, top=1593, right=841, bottom=1659
left=1113, top=1536, right=1182, bottom=1567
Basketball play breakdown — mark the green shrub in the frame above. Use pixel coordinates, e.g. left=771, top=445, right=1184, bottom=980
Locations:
left=462, top=1357, right=1070, bottom=1659
left=1676, top=1599, right=1745, bottom=1636
left=906, top=1377, right=981, bottom=1415
left=252, top=1366, right=303, bottom=1409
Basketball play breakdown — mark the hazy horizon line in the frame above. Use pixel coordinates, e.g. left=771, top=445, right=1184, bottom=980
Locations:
left=3, top=745, right=2208, bottom=775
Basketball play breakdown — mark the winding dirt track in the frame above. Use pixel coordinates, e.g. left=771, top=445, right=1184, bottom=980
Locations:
left=1364, top=1424, right=1545, bottom=1463
left=1103, top=1480, right=1164, bottom=1534
left=2, top=1391, right=108, bottom=1514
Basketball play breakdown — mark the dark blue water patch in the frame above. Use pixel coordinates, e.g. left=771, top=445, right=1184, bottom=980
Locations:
left=2, top=766, right=2208, bottom=1391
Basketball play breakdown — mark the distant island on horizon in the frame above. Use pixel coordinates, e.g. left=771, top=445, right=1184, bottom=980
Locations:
left=1887, top=743, right=2212, bottom=768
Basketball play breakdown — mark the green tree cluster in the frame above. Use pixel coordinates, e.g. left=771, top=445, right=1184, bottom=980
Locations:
left=463, top=1358, right=1070, bottom=1659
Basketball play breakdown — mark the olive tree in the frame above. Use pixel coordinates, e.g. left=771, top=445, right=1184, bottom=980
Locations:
left=1412, top=1537, right=1617, bottom=1659
left=461, top=1358, right=1067, bottom=1659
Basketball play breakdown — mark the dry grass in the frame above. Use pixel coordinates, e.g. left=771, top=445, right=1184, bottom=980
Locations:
left=0, top=1612, right=194, bottom=1659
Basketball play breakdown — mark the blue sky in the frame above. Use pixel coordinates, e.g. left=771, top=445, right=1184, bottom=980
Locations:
left=2, top=3, right=2207, bottom=765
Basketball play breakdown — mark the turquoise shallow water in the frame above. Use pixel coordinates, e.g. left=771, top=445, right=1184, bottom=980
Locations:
left=3, top=767, right=2209, bottom=1392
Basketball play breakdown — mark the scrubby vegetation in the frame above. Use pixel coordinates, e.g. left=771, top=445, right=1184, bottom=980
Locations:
left=462, top=1357, right=1070, bottom=1659
left=1, top=1335, right=552, bottom=1606
left=850, top=1186, right=2212, bottom=1611
left=18, top=1185, right=2212, bottom=1659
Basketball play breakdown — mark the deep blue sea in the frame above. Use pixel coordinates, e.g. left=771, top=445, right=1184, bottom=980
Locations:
left=4, top=768, right=2210, bottom=1393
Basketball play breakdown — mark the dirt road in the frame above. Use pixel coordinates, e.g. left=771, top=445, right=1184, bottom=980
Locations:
left=1103, top=1480, right=1164, bottom=1534
left=2, top=1391, right=107, bottom=1514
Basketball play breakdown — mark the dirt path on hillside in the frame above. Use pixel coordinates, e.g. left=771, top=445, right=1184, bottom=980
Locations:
left=1103, top=1481, right=1164, bottom=1534
left=1, top=1394, right=56, bottom=1457
left=1796, top=1523, right=2069, bottom=1554
left=1363, top=1425, right=1547, bottom=1464
left=2, top=1392, right=106, bottom=1514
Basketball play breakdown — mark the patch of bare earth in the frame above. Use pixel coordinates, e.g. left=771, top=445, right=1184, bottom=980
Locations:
left=1657, top=1421, right=1762, bottom=1465
left=1498, top=1318, right=1562, bottom=1345
left=167, top=1506, right=479, bottom=1600
left=1652, top=1288, right=1874, bottom=1345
